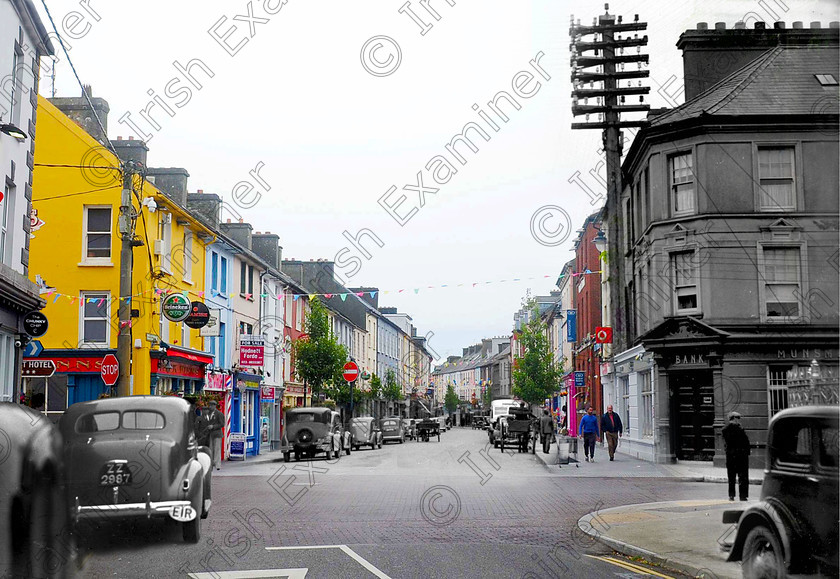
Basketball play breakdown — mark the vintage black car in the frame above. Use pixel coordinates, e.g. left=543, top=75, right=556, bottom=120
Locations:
left=58, top=396, right=213, bottom=543
left=380, top=417, right=406, bottom=444
left=281, top=408, right=352, bottom=461
left=724, top=406, right=838, bottom=578
left=0, top=403, right=74, bottom=578
left=350, top=417, right=383, bottom=450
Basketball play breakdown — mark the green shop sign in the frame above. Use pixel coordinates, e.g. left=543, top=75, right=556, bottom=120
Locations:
left=162, top=293, right=191, bottom=322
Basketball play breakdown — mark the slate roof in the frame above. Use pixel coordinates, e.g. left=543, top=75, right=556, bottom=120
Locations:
left=651, top=45, right=839, bottom=126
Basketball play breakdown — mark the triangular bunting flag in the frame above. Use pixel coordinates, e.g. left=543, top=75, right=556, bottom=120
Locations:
left=340, top=294, right=347, bottom=301
left=369, top=291, right=377, bottom=299
left=325, top=294, right=333, bottom=299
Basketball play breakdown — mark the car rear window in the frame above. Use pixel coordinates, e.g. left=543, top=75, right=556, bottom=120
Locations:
left=122, top=411, right=165, bottom=430
left=773, top=419, right=813, bottom=470
left=382, top=420, right=397, bottom=427
left=288, top=412, right=327, bottom=423
left=76, top=412, right=120, bottom=433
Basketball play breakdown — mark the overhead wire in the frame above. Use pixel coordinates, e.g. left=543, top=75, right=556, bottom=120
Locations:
left=38, top=0, right=118, bottom=159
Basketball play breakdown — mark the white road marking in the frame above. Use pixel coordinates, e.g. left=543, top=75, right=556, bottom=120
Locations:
left=188, top=569, right=308, bottom=579
left=265, top=545, right=392, bottom=579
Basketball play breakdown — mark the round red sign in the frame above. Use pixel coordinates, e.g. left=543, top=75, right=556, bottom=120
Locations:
left=101, top=353, right=119, bottom=387
left=342, top=361, right=359, bottom=382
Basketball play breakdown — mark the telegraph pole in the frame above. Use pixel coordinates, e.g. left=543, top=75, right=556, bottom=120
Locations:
left=569, top=4, right=649, bottom=350
left=116, top=161, right=140, bottom=397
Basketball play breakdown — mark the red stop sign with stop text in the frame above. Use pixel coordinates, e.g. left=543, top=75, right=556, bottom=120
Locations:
left=101, top=353, right=119, bottom=386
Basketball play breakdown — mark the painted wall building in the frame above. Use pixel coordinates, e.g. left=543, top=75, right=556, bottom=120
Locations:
left=0, top=0, right=52, bottom=404
left=28, top=94, right=214, bottom=410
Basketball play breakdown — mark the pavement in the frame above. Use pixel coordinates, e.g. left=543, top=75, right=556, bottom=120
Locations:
left=529, top=436, right=763, bottom=578
left=578, top=499, right=744, bottom=579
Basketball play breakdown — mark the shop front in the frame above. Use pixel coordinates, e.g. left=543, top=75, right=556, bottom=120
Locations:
left=283, top=382, right=307, bottom=408
left=205, top=371, right=233, bottom=460
left=260, top=384, right=283, bottom=452
left=21, top=349, right=117, bottom=415
left=150, top=345, right=213, bottom=396
left=232, top=372, right=262, bottom=456
left=641, top=317, right=840, bottom=467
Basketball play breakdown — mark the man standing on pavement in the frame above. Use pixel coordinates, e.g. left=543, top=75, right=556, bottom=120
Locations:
left=721, top=411, right=751, bottom=501
left=539, top=409, right=554, bottom=454
left=578, top=406, right=600, bottom=462
left=205, top=400, right=224, bottom=470
left=602, top=405, right=623, bottom=461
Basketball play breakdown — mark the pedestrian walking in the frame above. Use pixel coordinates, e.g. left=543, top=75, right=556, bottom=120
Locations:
left=539, top=409, right=554, bottom=454
left=721, top=411, right=751, bottom=501
left=194, top=402, right=210, bottom=448
left=578, top=406, right=600, bottom=462
left=601, top=405, right=623, bottom=461
left=204, top=400, right=224, bottom=470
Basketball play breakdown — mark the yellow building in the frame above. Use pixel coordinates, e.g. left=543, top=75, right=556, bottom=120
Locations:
left=25, top=94, right=214, bottom=408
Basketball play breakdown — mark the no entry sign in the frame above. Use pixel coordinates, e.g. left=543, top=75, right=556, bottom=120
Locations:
left=343, top=361, right=359, bottom=382
left=101, top=354, right=119, bottom=386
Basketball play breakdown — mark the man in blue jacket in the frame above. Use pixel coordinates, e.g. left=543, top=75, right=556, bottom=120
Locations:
left=578, top=406, right=600, bottom=462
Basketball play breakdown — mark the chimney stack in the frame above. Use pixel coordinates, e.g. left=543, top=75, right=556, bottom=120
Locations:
left=186, top=191, right=222, bottom=229
left=146, top=168, right=190, bottom=206
left=49, top=86, right=110, bottom=146
left=677, top=22, right=839, bottom=100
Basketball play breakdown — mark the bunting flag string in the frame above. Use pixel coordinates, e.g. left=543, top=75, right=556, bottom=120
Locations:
left=33, top=270, right=603, bottom=308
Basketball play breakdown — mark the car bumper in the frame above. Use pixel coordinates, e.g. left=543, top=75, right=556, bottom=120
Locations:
left=382, top=434, right=402, bottom=441
left=74, top=494, right=193, bottom=520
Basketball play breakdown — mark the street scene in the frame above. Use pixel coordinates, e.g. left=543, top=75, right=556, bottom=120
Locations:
left=0, top=0, right=838, bottom=578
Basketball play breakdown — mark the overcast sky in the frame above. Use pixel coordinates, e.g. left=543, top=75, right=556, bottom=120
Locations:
left=34, top=0, right=838, bottom=362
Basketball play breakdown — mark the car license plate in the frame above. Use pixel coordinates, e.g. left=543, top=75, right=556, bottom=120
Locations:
left=169, top=504, right=197, bottom=522
left=99, top=461, right=133, bottom=486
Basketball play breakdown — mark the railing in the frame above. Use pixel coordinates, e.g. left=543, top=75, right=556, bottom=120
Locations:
left=786, top=361, right=839, bottom=408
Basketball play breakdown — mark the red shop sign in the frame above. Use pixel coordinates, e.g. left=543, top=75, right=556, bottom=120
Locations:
left=239, top=345, right=264, bottom=367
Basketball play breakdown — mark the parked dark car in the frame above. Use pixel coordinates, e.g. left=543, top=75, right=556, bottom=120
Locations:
left=724, top=406, right=839, bottom=578
left=281, top=408, right=351, bottom=461
left=350, top=417, right=382, bottom=450
left=0, top=403, right=74, bottom=578
left=58, top=396, right=213, bottom=543
left=380, top=417, right=405, bottom=444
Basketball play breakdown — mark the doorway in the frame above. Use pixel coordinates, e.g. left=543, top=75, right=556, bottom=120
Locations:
left=671, top=370, right=715, bottom=461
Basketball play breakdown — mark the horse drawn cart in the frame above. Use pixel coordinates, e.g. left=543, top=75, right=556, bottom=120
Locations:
left=416, top=417, right=441, bottom=442
left=502, top=407, right=537, bottom=453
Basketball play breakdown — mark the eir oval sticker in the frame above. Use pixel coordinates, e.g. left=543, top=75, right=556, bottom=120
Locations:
left=169, top=504, right=197, bottom=522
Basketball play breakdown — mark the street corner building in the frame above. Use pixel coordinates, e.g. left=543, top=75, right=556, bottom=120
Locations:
left=0, top=0, right=55, bottom=404
left=601, top=21, right=839, bottom=467
left=27, top=90, right=216, bottom=411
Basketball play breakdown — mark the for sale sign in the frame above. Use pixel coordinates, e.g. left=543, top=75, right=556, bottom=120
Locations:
left=239, top=345, right=264, bottom=367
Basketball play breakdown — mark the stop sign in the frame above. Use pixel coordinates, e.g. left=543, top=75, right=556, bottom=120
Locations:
left=342, top=361, right=359, bottom=382
left=101, top=354, right=119, bottom=386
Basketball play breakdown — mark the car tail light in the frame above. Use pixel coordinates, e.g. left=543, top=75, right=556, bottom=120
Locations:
left=182, top=479, right=190, bottom=492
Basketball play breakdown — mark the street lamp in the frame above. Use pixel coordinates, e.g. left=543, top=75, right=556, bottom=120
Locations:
left=593, top=230, right=607, bottom=253
left=0, top=123, right=27, bottom=141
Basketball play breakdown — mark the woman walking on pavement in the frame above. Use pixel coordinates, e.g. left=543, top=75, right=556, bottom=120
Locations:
left=578, top=406, right=600, bottom=462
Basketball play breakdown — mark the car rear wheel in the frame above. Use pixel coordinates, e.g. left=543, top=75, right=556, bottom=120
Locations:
left=15, top=468, right=72, bottom=579
left=294, top=451, right=301, bottom=461
left=742, top=524, right=785, bottom=579
left=183, top=487, right=203, bottom=543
